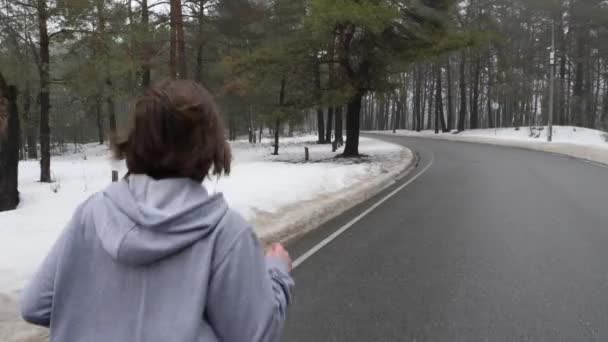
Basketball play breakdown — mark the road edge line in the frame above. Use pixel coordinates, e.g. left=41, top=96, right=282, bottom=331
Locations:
left=293, top=151, right=435, bottom=269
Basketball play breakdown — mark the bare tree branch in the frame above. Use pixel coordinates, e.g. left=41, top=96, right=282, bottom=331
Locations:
left=12, top=0, right=36, bottom=9
left=148, top=1, right=170, bottom=9
left=48, top=28, right=93, bottom=40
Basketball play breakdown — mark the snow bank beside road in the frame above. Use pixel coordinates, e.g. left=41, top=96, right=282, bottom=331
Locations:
left=214, top=137, right=413, bottom=241
left=372, top=126, right=608, bottom=166
left=450, top=126, right=607, bottom=147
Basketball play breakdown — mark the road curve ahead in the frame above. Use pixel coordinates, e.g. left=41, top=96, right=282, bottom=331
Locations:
left=283, top=135, right=608, bottom=342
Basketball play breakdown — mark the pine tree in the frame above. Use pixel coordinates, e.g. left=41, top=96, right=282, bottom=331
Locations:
left=308, top=0, right=456, bottom=156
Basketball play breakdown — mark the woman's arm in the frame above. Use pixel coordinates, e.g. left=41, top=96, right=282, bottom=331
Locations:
left=206, top=229, right=294, bottom=342
left=20, top=229, right=67, bottom=327
left=20, top=205, right=83, bottom=327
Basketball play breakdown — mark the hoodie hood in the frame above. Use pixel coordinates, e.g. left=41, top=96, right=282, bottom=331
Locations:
left=93, top=174, right=229, bottom=266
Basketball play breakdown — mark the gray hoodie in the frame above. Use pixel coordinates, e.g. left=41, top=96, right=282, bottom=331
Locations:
left=20, top=174, right=294, bottom=342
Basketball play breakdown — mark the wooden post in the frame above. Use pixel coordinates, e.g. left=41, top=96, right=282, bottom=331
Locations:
left=112, top=170, right=119, bottom=182
left=305, top=147, right=309, bottom=161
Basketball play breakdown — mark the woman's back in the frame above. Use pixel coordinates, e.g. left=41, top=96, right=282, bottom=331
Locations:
left=20, top=81, right=294, bottom=342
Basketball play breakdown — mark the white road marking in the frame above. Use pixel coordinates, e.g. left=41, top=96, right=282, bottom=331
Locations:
left=582, top=159, right=608, bottom=169
left=292, top=152, right=435, bottom=269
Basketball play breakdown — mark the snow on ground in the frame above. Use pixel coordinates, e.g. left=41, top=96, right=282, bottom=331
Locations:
left=211, top=136, right=407, bottom=221
left=373, top=126, right=608, bottom=165
left=0, top=135, right=406, bottom=296
left=420, top=126, right=608, bottom=147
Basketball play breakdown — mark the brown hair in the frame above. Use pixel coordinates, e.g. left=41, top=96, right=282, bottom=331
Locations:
left=114, top=80, right=231, bottom=182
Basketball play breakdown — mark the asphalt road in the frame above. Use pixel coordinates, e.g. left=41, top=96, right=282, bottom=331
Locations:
left=283, top=135, right=608, bottom=342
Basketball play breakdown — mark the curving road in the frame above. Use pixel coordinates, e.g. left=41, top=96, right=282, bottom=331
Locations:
left=283, top=134, right=608, bottom=342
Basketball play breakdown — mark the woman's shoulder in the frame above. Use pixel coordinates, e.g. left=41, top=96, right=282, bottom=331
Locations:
left=75, top=190, right=107, bottom=218
left=209, top=208, right=259, bottom=266
left=74, top=181, right=125, bottom=223
left=215, top=208, right=254, bottom=245
left=64, top=186, right=120, bottom=241
left=68, top=192, right=101, bottom=224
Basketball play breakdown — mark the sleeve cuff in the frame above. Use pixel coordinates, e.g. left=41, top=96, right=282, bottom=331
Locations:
left=265, top=255, right=291, bottom=275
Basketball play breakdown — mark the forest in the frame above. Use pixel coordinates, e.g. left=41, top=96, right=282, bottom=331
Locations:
left=0, top=0, right=607, bottom=210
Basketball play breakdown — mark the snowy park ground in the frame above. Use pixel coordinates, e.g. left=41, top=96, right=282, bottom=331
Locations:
left=0, top=135, right=412, bottom=341
left=372, top=126, right=608, bottom=166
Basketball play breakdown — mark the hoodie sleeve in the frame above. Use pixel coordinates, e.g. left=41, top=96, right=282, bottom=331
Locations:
left=20, top=204, right=84, bottom=327
left=20, top=226, right=68, bottom=326
left=206, top=228, right=294, bottom=342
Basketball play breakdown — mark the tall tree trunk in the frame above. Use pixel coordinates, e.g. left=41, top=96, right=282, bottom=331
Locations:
left=434, top=65, right=440, bottom=134
left=273, top=118, right=280, bottom=155
left=566, top=55, right=573, bottom=124
left=379, top=95, right=384, bottom=130
left=167, top=0, right=187, bottom=79
left=273, top=77, right=286, bottom=155
left=487, top=54, right=494, bottom=128
left=572, top=18, right=587, bottom=127
left=458, top=51, right=467, bottom=131
left=175, top=0, right=187, bottom=78
left=259, top=125, right=263, bottom=144
left=169, top=0, right=178, bottom=79
left=435, top=65, right=447, bottom=133
left=400, top=73, right=408, bottom=129
left=412, top=75, right=417, bottom=131
left=317, top=109, right=325, bottom=144
left=414, top=67, right=422, bottom=131
left=531, top=91, right=537, bottom=127
left=125, top=0, right=137, bottom=90
left=105, top=80, right=117, bottom=134
left=325, top=107, right=333, bottom=143
left=334, top=106, right=344, bottom=146
left=378, top=95, right=383, bottom=130
left=38, top=0, right=51, bottom=183
left=195, top=0, right=205, bottom=83
left=141, top=0, right=151, bottom=88
left=367, top=94, right=374, bottom=130
left=487, top=92, right=493, bottom=129
left=391, top=98, right=397, bottom=131
left=247, top=110, right=253, bottom=143
left=19, top=133, right=25, bottom=161
left=314, top=60, right=325, bottom=143
left=375, top=96, right=381, bottom=130
left=446, top=57, right=454, bottom=131
left=584, top=44, right=593, bottom=128
left=592, top=56, right=601, bottom=128
left=228, top=116, right=234, bottom=141
left=384, top=97, right=391, bottom=130
left=434, top=95, right=439, bottom=133
left=401, top=92, right=407, bottom=129
left=23, top=86, right=37, bottom=159
left=470, top=55, right=481, bottom=129
left=95, top=97, right=104, bottom=145
left=343, top=90, right=363, bottom=157
left=421, top=69, right=428, bottom=130
left=0, top=74, right=20, bottom=211
left=557, top=17, right=567, bottom=126
left=95, top=0, right=117, bottom=137
left=393, top=93, right=401, bottom=133
left=426, top=70, right=434, bottom=130
left=334, top=106, right=343, bottom=145
left=602, top=70, right=608, bottom=129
